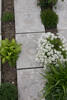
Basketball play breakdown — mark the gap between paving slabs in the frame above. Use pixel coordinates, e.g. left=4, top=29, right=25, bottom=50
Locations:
left=0, top=0, right=1, bottom=84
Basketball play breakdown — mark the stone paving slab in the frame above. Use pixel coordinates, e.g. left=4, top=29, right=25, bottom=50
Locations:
left=54, top=0, right=67, bottom=30
left=14, top=0, right=44, bottom=33
left=0, top=0, right=1, bottom=34
left=58, top=29, right=67, bottom=39
left=17, top=68, right=44, bottom=100
left=16, top=33, right=44, bottom=69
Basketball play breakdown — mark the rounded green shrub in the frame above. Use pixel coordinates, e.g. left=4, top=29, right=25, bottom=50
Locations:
left=38, top=0, right=52, bottom=9
left=38, top=0, right=63, bottom=8
left=0, top=83, right=18, bottom=100
left=41, top=9, right=58, bottom=28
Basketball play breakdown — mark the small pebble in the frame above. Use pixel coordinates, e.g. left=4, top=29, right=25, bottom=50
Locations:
left=12, top=81, right=15, bottom=84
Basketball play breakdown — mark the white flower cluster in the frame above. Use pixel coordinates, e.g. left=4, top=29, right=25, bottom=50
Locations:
left=36, top=32, right=67, bottom=67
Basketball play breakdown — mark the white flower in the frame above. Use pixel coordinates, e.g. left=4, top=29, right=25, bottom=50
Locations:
left=36, top=32, right=67, bottom=67
left=59, top=46, right=62, bottom=49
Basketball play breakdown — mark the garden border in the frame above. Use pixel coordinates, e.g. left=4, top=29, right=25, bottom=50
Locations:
left=1, top=0, right=18, bottom=88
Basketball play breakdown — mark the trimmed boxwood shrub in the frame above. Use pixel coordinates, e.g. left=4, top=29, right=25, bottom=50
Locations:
left=41, top=9, right=58, bottom=29
left=38, top=0, right=64, bottom=9
left=0, top=83, right=18, bottom=100
left=37, top=0, right=53, bottom=9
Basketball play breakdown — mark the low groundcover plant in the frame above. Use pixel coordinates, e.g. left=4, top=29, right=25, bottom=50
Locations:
left=2, top=12, right=14, bottom=22
left=0, top=83, right=18, bottom=100
left=0, top=39, right=21, bottom=67
left=42, top=61, right=67, bottom=100
left=36, top=32, right=67, bottom=67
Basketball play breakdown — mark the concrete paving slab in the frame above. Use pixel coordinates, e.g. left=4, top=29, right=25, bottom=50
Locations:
left=54, top=0, right=67, bottom=30
left=0, top=0, right=1, bottom=34
left=14, top=0, right=44, bottom=33
left=17, top=68, right=44, bottom=100
left=16, top=33, right=44, bottom=69
left=58, top=29, right=67, bottom=39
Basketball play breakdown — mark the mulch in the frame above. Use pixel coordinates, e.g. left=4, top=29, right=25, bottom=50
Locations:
left=1, top=0, right=17, bottom=86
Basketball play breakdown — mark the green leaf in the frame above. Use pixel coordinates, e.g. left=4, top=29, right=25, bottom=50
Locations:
left=0, top=39, right=21, bottom=67
left=2, top=58, right=6, bottom=63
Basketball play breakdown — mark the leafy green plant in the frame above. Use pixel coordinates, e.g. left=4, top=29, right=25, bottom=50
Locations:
left=38, top=0, right=64, bottom=8
left=0, top=83, right=18, bottom=100
left=0, top=39, right=21, bottom=67
left=2, top=12, right=14, bottom=22
left=41, top=9, right=58, bottom=28
left=42, top=61, right=67, bottom=100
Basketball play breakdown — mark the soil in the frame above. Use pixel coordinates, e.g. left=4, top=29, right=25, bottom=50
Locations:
left=1, top=0, right=17, bottom=86
left=1, top=62, right=17, bottom=86
left=1, top=0, right=15, bottom=40
left=45, top=27, right=58, bottom=34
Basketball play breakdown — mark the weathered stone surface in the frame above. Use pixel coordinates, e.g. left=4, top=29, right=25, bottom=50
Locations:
left=54, top=0, right=67, bottom=30
left=17, top=68, right=44, bottom=100
left=16, top=33, right=44, bottom=69
left=14, top=0, right=44, bottom=33
left=0, top=0, right=1, bottom=34
left=58, top=29, right=67, bottom=39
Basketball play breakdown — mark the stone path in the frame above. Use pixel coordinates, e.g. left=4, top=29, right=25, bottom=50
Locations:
left=17, top=69, right=44, bottom=100
left=14, top=0, right=44, bottom=33
left=16, top=33, right=45, bottom=100
left=16, top=33, right=43, bottom=69
left=0, top=0, right=1, bottom=84
left=15, top=0, right=67, bottom=100
left=14, top=0, right=44, bottom=100
left=54, top=0, right=67, bottom=38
